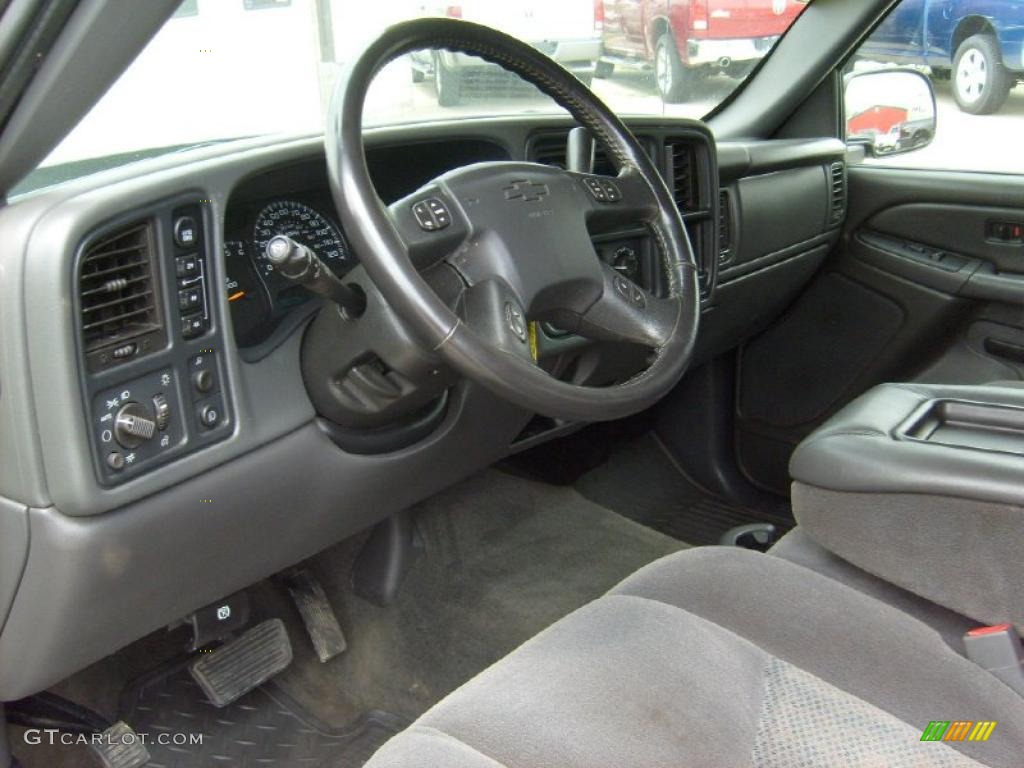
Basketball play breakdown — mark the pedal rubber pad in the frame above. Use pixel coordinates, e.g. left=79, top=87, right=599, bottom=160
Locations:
left=189, top=618, right=292, bottom=707
left=90, top=721, right=151, bottom=768
left=283, top=567, right=348, bottom=663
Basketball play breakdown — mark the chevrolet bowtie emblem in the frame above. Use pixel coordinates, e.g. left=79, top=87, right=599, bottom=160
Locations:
left=503, top=180, right=549, bottom=202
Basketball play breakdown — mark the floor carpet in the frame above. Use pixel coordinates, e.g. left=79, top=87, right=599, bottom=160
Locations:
left=575, top=432, right=795, bottom=545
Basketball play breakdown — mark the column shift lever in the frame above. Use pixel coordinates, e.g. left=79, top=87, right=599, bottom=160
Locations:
left=265, top=235, right=366, bottom=318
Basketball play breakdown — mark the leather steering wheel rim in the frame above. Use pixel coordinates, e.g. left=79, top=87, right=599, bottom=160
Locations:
left=325, top=17, right=700, bottom=423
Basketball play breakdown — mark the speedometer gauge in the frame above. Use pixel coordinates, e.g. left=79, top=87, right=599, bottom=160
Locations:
left=252, top=200, right=352, bottom=278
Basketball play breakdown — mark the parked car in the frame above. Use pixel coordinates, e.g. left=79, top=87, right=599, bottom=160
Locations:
left=857, top=0, right=1024, bottom=114
left=597, top=0, right=806, bottom=102
left=410, top=1, right=603, bottom=106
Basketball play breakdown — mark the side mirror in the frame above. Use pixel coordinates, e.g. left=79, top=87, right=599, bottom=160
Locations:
left=844, top=69, right=936, bottom=157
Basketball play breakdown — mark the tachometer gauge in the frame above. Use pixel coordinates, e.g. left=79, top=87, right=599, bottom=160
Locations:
left=224, top=240, right=272, bottom=347
left=252, top=200, right=351, bottom=280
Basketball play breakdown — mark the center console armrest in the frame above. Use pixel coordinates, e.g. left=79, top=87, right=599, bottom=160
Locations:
left=789, top=382, right=1024, bottom=630
left=790, top=382, right=1024, bottom=506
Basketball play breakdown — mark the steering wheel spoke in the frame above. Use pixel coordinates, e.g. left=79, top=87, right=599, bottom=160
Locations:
left=571, top=167, right=661, bottom=233
left=459, top=278, right=536, bottom=363
left=386, top=186, right=470, bottom=270
left=552, top=262, right=680, bottom=349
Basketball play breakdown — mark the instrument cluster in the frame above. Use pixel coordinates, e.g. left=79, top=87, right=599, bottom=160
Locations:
left=223, top=197, right=355, bottom=348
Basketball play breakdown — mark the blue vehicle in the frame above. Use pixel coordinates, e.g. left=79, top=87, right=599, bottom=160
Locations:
left=859, top=0, right=1024, bottom=114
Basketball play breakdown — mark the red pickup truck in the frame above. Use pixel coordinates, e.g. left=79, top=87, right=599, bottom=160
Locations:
left=598, top=0, right=807, bottom=101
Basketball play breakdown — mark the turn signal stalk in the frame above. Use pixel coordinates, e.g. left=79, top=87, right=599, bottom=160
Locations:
left=265, top=235, right=366, bottom=318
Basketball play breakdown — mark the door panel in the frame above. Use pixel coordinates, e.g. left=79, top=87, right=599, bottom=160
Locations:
left=735, top=165, right=1024, bottom=493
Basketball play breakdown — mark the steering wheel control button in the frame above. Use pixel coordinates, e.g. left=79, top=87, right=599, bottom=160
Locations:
left=173, top=216, right=199, bottom=248
left=106, top=451, right=126, bottom=471
left=600, top=180, right=621, bottom=202
left=584, top=177, right=621, bottom=203
left=412, top=198, right=451, bottom=231
left=614, top=275, right=647, bottom=308
left=505, top=302, right=527, bottom=342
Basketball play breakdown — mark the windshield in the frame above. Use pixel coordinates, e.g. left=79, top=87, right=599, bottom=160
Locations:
left=25, top=0, right=809, bottom=190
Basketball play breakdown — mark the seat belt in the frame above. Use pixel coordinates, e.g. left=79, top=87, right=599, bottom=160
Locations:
left=964, top=623, right=1024, bottom=697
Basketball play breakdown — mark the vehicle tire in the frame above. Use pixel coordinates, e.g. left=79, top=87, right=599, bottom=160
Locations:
left=953, top=34, right=1012, bottom=115
left=434, top=54, right=462, bottom=107
left=594, top=60, right=615, bottom=79
left=654, top=33, right=690, bottom=103
left=411, top=66, right=425, bottom=84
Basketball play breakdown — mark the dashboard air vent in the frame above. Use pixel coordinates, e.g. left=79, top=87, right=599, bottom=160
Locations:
left=667, top=139, right=698, bottom=211
left=718, top=189, right=733, bottom=265
left=79, top=222, right=162, bottom=354
left=529, top=132, right=614, bottom=175
left=829, top=161, right=846, bottom=224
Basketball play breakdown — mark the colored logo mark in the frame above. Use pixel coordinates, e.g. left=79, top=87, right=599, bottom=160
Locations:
left=921, top=721, right=997, bottom=742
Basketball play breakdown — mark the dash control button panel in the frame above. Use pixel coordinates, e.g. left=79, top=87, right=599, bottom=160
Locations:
left=173, top=205, right=210, bottom=340
left=92, top=368, right=184, bottom=482
left=189, top=352, right=229, bottom=435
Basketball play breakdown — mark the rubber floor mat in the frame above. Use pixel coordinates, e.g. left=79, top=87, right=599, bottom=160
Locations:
left=576, top=433, right=794, bottom=545
left=120, top=660, right=403, bottom=768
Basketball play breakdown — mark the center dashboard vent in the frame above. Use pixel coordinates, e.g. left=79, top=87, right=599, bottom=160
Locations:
left=666, top=139, right=699, bottom=212
left=529, top=132, right=616, bottom=175
left=78, top=221, right=163, bottom=363
left=829, top=161, right=846, bottom=224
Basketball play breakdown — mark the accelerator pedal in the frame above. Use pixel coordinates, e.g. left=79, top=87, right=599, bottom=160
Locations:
left=90, top=721, right=150, bottom=768
left=282, top=567, right=347, bottom=663
left=189, top=618, right=292, bottom=707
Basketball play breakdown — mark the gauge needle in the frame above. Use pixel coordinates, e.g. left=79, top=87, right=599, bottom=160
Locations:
left=228, top=291, right=246, bottom=302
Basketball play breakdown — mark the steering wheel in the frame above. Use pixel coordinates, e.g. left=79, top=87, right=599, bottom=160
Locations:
left=325, top=18, right=700, bottom=423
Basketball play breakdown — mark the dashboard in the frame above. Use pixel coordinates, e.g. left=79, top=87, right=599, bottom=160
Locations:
left=0, top=116, right=847, bottom=703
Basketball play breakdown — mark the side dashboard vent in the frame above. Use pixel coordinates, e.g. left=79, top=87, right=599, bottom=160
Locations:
left=829, top=161, right=846, bottom=224
left=667, top=139, right=699, bottom=211
left=79, top=222, right=162, bottom=355
left=529, top=132, right=615, bottom=175
left=718, top=189, right=733, bottom=265
left=530, top=133, right=569, bottom=167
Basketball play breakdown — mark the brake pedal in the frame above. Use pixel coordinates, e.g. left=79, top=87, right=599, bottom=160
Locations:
left=90, top=721, right=150, bottom=768
left=189, top=618, right=292, bottom=707
left=283, top=567, right=347, bottom=663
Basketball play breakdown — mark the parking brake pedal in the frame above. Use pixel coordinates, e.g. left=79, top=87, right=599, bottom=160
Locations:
left=189, top=618, right=292, bottom=707
left=282, top=567, right=348, bottom=663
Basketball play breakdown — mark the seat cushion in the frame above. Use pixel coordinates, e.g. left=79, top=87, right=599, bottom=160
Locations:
left=367, top=547, right=1024, bottom=768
